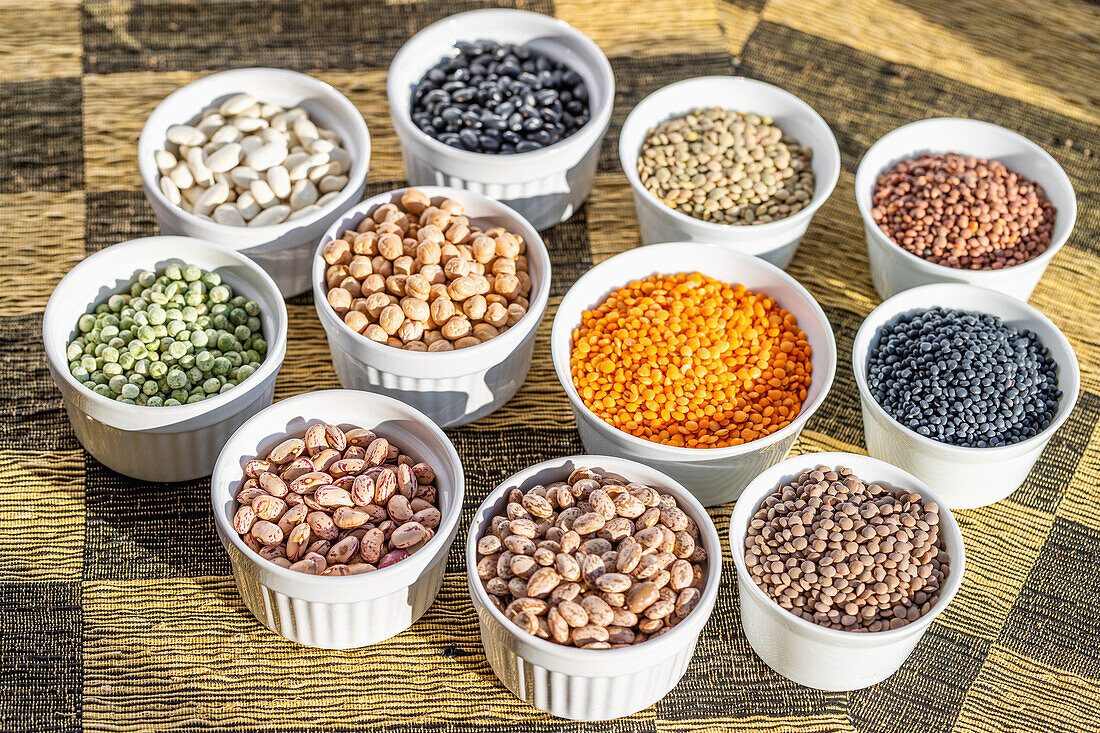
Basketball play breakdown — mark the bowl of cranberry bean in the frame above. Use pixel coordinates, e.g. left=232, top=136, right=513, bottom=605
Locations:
left=855, top=117, right=1077, bottom=301
left=387, top=9, right=615, bottom=230
left=466, top=456, right=721, bottom=721
left=730, top=452, right=965, bottom=691
left=210, top=389, right=464, bottom=649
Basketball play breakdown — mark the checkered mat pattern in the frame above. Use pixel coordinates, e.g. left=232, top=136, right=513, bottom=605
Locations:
left=2, top=0, right=1099, bottom=730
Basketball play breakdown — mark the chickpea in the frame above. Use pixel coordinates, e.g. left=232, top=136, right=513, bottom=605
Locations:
left=350, top=297, right=369, bottom=315
left=364, top=324, right=387, bottom=342
left=454, top=336, right=481, bottom=349
left=492, top=257, right=516, bottom=275
left=379, top=304, right=405, bottom=335
left=401, top=188, right=431, bottom=214
left=444, top=257, right=470, bottom=280
left=517, top=270, right=532, bottom=297
left=430, top=297, right=456, bottom=326
left=416, top=240, right=441, bottom=265
left=506, top=303, right=526, bottom=327
left=484, top=301, right=508, bottom=328
left=495, top=233, right=521, bottom=259
left=348, top=255, right=372, bottom=280
left=377, top=221, right=403, bottom=237
left=427, top=283, right=450, bottom=302
left=439, top=198, right=464, bottom=215
left=325, top=264, right=349, bottom=290
left=404, top=340, right=428, bottom=351
left=404, top=274, right=431, bottom=300
left=327, top=287, right=351, bottom=315
left=378, top=233, right=403, bottom=260
left=393, top=255, right=415, bottom=276
left=402, top=238, right=420, bottom=258
left=418, top=224, right=445, bottom=245
left=356, top=216, right=376, bottom=234
left=374, top=257, right=393, bottom=278
left=419, top=264, right=445, bottom=285
left=385, top=274, right=407, bottom=297
left=427, top=339, right=454, bottom=352
left=338, top=276, right=362, bottom=299
left=423, top=329, right=443, bottom=345
left=472, top=235, right=495, bottom=263
left=441, top=315, right=471, bottom=340
left=351, top=231, right=377, bottom=255
left=463, top=294, right=487, bottom=321
left=446, top=221, right=471, bottom=244
left=401, top=297, right=430, bottom=323
left=440, top=243, right=460, bottom=264
left=397, top=319, right=424, bottom=343
left=364, top=292, right=390, bottom=320
left=344, top=310, right=369, bottom=333
left=322, top=238, right=351, bottom=265
left=372, top=202, right=399, bottom=224
left=495, top=274, right=520, bottom=299
left=473, top=323, right=499, bottom=342
left=361, top=273, right=386, bottom=296
left=447, top=276, right=478, bottom=301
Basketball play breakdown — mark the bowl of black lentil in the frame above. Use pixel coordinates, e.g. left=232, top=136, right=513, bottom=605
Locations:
left=618, top=76, right=840, bottom=269
left=852, top=283, right=1079, bottom=509
left=387, top=9, right=614, bottom=230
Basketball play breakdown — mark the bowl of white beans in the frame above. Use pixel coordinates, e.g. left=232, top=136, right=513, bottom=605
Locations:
left=139, top=68, right=371, bottom=298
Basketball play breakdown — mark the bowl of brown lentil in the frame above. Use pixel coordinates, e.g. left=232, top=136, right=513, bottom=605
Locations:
left=618, top=76, right=840, bottom=268
left=550, top=242, right=837, bottom=506
left=730, top=452, right=965, bottom=691
left=855, top=117, right=1077, bottom=300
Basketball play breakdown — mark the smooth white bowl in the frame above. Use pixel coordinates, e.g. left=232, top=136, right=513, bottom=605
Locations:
left=387, top=9, right=615, bottom=230
left=139, top=68, right=371, bottom=298
left=313, top=186, right=552, bottom=428
left=550, top=242, right=837, bottom=506
left=730, top=451, right=965, bottom=691
left=853, top=283, right=1080, bottom=509
left=42, top=236, right=288, bottom=482
left=854, top=117, right=1077, bottom=301
left=210, top=389, right=465, bottom=649
left=618, top=76, right=841, bottom=269
left=466, top=455, right=722, bottom=720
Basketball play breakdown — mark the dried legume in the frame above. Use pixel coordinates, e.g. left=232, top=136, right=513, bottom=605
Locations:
left=158, top=93, right=351, bottom=226
left=232, top=423, right=443, bottom=575
left=745, top=465, right=949, bottom=632
left=476, top=466, right=708, bottom=648
left=411, top=40, right=590, bottom=154
left=871, top=153, right=1055, bottom=269
left=570, top=272, right=811, bottom=448
left=66, top=264, right=267, bottom=406
left=867, top=307, right=1059, bottom=447
left=321, top=189, right=532, bottom=351
left=638, top=108, right=814, bottom=225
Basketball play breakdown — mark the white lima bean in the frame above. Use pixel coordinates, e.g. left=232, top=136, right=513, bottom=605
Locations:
left=156, top=94, right=351, bottom=226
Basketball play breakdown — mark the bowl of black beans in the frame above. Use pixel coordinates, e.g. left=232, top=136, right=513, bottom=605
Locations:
left=387, top=9, right=615, bottom=230
left=852, top=283, right=1080, bottom=509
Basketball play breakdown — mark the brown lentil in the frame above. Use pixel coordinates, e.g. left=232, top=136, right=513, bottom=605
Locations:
left=232, top=423, right=442, bottom=575
left=638, top=108, right=815, bottom=225
left=871, top=153, right=1056, bottom=269
left=321, top=188, right=533, bottom=351
left=476, top=467, right=709, bottom=648
left=744, top=465, right=950, bottom=632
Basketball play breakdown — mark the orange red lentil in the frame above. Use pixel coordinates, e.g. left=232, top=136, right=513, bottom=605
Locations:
left=569, top=272, right=812, bottom=448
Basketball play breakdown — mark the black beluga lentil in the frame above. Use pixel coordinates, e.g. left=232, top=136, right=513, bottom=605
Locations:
left=867, top=307, right=1060, bottom=447
left=410, top=40, right=591, bottom=154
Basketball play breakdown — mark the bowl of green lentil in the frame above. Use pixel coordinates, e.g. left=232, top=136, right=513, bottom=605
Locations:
left=618, top=76, right=840, bottom=268
left=43, top=236, right=288, bottom=482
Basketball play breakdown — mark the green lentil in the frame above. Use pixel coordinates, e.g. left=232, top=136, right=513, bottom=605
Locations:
left=65, top=263, right=267, bottom=406
left=638, top=107, right=815, bottom=225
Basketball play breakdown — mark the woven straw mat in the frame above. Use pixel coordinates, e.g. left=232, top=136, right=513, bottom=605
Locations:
left=1, top=0, right=1098, bottom=731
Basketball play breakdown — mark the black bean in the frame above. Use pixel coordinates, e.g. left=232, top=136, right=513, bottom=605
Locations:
left=410, top=38, right=591, bottom=154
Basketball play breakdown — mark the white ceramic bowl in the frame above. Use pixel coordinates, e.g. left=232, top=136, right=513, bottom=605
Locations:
left=550, top=242, right=837, bottom=506
left=618, top=76, right=841, bottom=269
left=466, top=455, right=722, bottom=720
left=139, top=68, right=371, bottom=298
left=855, top=117, right=1077, bottom=301
left=852, top=283, right=1080, bottom=509
left=730, top=451, right=965, bottom=691
left=387, top=9, right=615, bottom=230
left=313, top=186, right=552, bottom=428
left=42, top=236, right=288, bottom=482
left=210, top=389, right=465, bottom=649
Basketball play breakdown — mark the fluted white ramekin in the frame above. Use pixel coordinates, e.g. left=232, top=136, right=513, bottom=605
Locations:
left=550, top=242, right=837, bottom=506
left=731, top=452, right=965, bottom=691
left=211, top=389, right=465, bottom=649
left=139, top=68, right=371, bottom=297
left=42, top=236, right=287, bottom=482
left=855, top=117, right=1076, bottom=301
left=853, top=283, right=1080, bottom=509
left=387, top=9, right=615, bottom=230
left=466, top=455, right=721, bottom=720
left=618, top=76, right=840, bottom=269
left=313, top=186, right=552, bottom=428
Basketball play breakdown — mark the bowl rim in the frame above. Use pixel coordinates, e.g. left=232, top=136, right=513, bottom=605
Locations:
left=618, top=75, right=842, bottom=236
left=550, top=241, right=838, bottom=458
left=42, top=235, right=289, bottom=419
left=464, top=454, right=722, bottom=661
left=729, top=450, right=967, bottom=644
left=851, top=282, right=1081, bottom=457
left=853, top=116, right=1078, bottom=277
left=312, top=185, right=553, bottom=365
left=210, top=388, right=466, bottom=587
left=386, top=7, right=616, bottom=166
left=137, top=67, right=371, bottom=237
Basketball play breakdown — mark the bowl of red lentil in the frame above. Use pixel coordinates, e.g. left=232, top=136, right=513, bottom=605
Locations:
left=549, top=242, right=837, bottom=506
left=855, top=117, right=1076, bottom=301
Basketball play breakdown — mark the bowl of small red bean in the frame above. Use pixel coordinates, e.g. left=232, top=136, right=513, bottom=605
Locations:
left=855, top=117, right=1077, bottom=300
left=730, top=452, right=965, bottom=691
left=211, top=389, right=464, bottom=649
left=465, top=455, right=721, bottom=721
